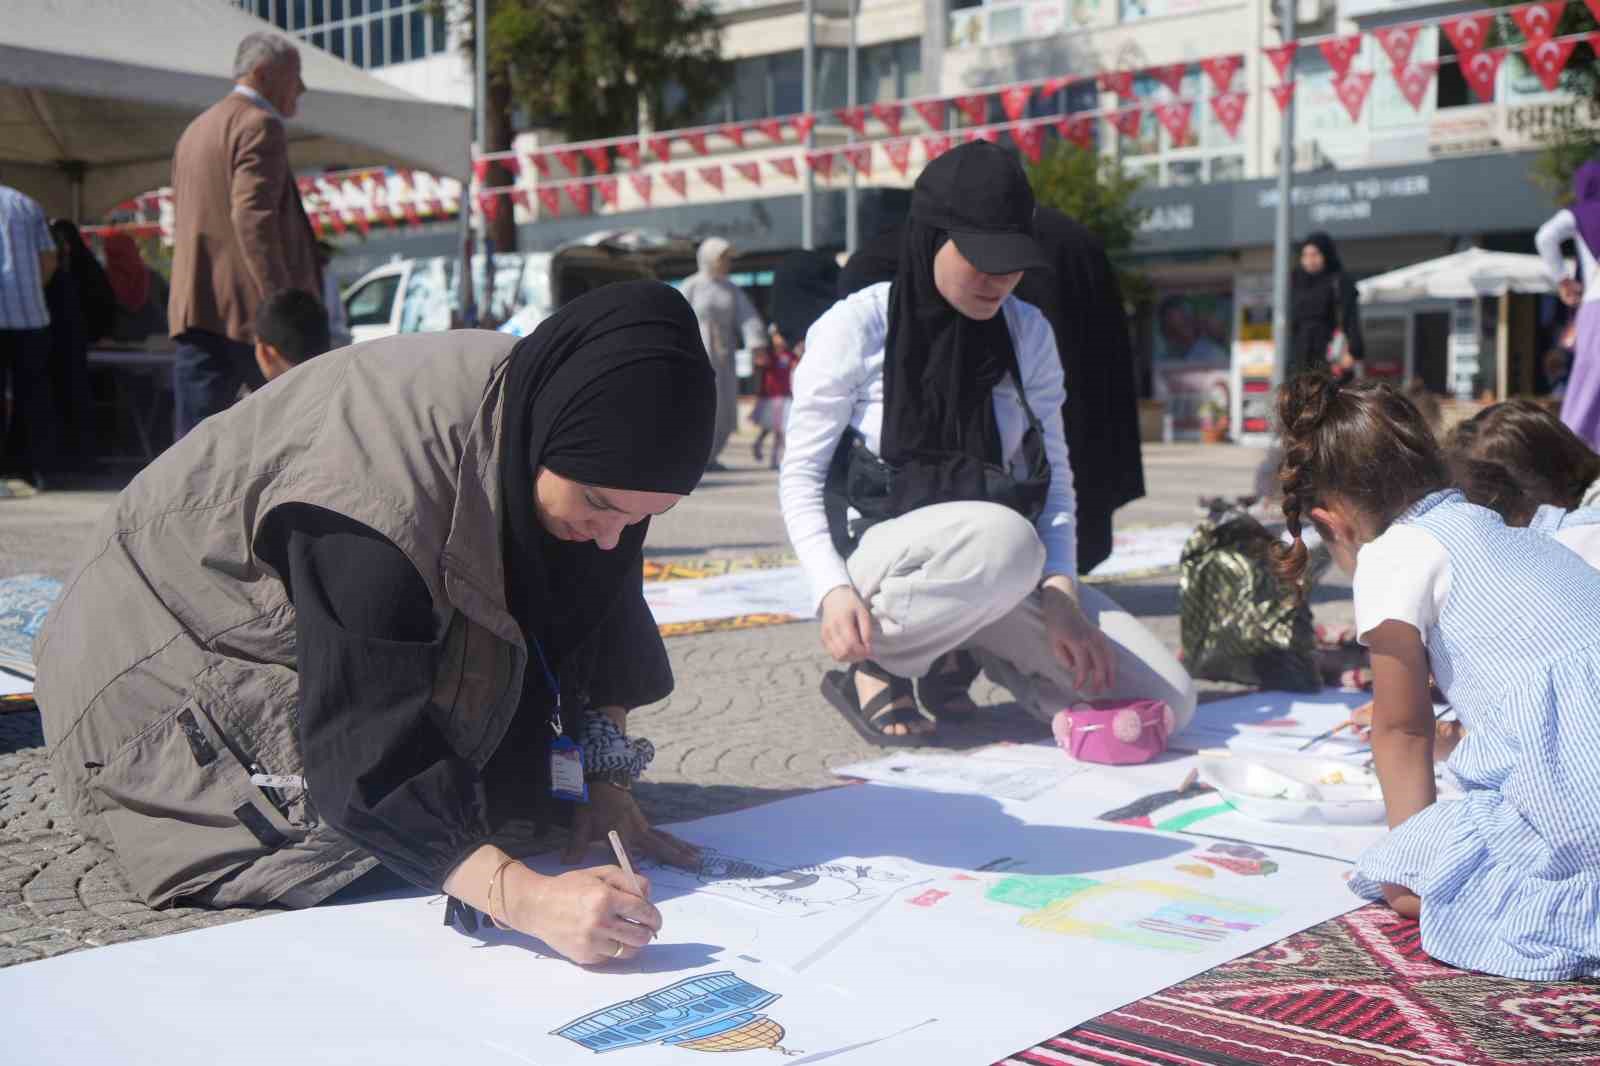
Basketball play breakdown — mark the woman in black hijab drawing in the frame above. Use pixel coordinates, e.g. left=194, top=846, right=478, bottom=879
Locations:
left=1290, top=232, right=1363, bottom=381
left=37, top=282, right=715, bottom=965
left=779, top=143, right=1195, bottom=744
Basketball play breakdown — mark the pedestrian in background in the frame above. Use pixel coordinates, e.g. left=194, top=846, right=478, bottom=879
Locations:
left=1290, top=232, right=1363, bottom=382
left=0, top=182, right=59, bottom=489
left=168, top=31, right=320, bottom=440
left=681, top=237, right=767, bottom=472
left=1536, top=159, right=1600, bottom=449
left=104, top=232, right=170, bottom=344
left=45, top=220, right=116, bottom=469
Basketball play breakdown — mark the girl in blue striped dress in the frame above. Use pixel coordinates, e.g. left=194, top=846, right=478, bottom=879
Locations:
left=1275, top=375, right=1600, bottom=980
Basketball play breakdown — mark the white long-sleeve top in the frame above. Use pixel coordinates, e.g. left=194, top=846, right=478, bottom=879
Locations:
left=1535, top=209, right=1600, bottom=304
left=779, top=282, right=1077, bottom=612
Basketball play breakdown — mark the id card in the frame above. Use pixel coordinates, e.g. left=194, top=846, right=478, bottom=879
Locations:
left=549, top=736, right=588, bottom=803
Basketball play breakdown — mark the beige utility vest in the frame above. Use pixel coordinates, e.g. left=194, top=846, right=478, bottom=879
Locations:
left=35, top=330, right=529, bottom=908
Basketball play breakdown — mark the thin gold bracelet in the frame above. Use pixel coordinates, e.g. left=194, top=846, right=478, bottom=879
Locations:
left=486, top=857, right=519, bottom=931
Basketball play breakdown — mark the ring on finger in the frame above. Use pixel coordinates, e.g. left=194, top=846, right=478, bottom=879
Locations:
left=611, top=940, right=625, bottom=959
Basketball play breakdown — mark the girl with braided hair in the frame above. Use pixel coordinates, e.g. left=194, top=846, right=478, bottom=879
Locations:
left=1275, top=374, right=1600, bottom=980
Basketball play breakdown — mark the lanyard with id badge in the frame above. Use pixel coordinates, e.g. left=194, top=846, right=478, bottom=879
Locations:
left=532, top=637, right=587, bottom=803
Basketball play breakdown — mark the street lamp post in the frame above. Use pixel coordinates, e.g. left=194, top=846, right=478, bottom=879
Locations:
left=802, top=0, right=816, bottom=249
left=1270, top=0, right=1297, bottom=386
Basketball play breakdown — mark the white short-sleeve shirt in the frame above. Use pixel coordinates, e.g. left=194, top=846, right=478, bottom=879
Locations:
left=1354, top=525, right=1454, bottom=643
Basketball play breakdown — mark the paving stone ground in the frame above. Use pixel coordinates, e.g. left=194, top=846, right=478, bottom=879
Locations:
left=0, top=430, right=1354, bottom=966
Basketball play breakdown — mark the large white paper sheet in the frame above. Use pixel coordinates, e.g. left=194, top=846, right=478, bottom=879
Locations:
left=1172, top=689, right=1373, bottom=759
left=0, top=668, right=31, bottom=696
left=832, top=750, right=1092, bottom=801
left=643, top=567, right=812, bottom=625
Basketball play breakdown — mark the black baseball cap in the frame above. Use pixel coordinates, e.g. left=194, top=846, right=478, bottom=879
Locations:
left=909, top=140, right=1048, bottom=275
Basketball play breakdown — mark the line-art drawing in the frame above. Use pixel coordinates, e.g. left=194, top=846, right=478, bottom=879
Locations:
left=639, top=848, right=919, bottom=916
left=553, top=971, right=800, bottom=1055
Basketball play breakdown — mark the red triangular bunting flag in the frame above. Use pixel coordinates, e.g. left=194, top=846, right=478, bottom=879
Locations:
left=309, top=214, right=324, bottom=237
left=663, top=170, right=687, bottom=198
left=965, top=127, right=1000, bottom=144
left=755, top=118, right=785, bottom=141
left=401, top=203, right=421, bottom=226
left=913, top=99, right=947, bottom=130
left=1210, top=91, right=1247, bottom=139
left=478, top=191, right=499, bottom=221
left=922, top=135, right=952, bottom=161
left=698, top=165, right=723, bottom=192
left=834, top=106, right=867, bottom=134
left=1001, top=85, right=1034, bottom=122
left=596, top=178, right=619, bottom=208
left=884, top=140, right=912, bottom=176
left=583, top=146, right=611, bottom=174
left=297, top=177, right=315, bottom=194
left=1512, top=1, right=1563, bottom=43
left=1055, top=115, right=1095, bottom=150
left=327, top=213, right=346, bottom=235
left=733, top=161, right=761, bottom=186
left=615, top=141, right=641, bottom=169
left=1098, top=70, right=1134, bottom=99
left=499, top=156, right=521, bottom=177
left=510, top=188, right=531, bottom=210
left=720, top=124, right=746, bottom=149
left=1011, top=123, right=1045, bottom=164
left=1148, top=63, right=1188, bottom=95
left=351, top=214, right=371, bottom=236
left=1524, top=38, right=1577, bottom=91
left=1442, top=14, right=1492, bottom=54
left=954, top=94, right=989, bottom=125
left=1319, top=35, right=1363, bottom=79
left=1042, top=75, right=1073, bottom=97
left=648, top=136, right=673, bottom=163
left=1333, top=70, right=1375, bottom=122
left=1588, top=0, right=1600, bottom=24
left=1264, top=42, right=1298, bottom=81
left=554, top=149, right=582, bottom=176
left=1375, top=25, right=1420, bottom=69
left=628, top=172, right=653, bottom=205
left=770, top=156, right=799, bottom=179
left=792, top=114, right=817, bottom=139
left=1392, top=61, right=1438, bottom=110
left=871, top=102, right=904, bottom=136
left=1271, top=83, right=1297, bottom=110
left=1459, top=48, right=1505, bottom=102
left=530, top=153, right=551, bottom=177
left=805, top=150, right=835, bottom=178
left=1200, top=55, right=1242, bottom=93
left=564, top=182, right=590, bottom=214
left=471, top=158, right=489, bottom=182
left=1110, top=108, right=1143, bottom=139
left=847, top=145, right=872, bottom=176
left=537, top=187, right=561, bottom=217
left=684, top=131, right=709, bottom=156
left=1155, top=100, right=1195, bottom=143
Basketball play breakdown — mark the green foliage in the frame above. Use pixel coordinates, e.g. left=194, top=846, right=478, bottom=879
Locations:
left=1026, top=142, right=1151, bottom=304
left=1490, top=0, right=1600, bottom=201
left=1532, top=126, right=1600, bottom=205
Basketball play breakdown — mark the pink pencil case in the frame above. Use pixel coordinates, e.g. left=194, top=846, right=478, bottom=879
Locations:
left=1051, top=699, right=1175, bottom=766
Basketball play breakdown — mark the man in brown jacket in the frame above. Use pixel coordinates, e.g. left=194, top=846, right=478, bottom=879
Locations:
left=168, top=31, right=320, bottom=440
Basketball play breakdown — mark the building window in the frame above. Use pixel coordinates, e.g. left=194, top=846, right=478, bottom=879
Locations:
left=1121, top=69, right=1240, bottom=188
left=369, top=16, right=385, bottom=67
left=330, top=25, right=345, bottom=58
left=857, top=39, right=921, bottom=105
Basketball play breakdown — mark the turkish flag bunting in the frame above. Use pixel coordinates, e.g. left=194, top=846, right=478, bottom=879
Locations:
left=1589, top=0, right=1600, bottom=24
left=478, top=192, right=499, bottom=221
left=834, top=106, right=868, bottom=134
left=720, top=124, right=746, bottom=148
left=309, top=214, right=324, bottom=237
left=792, top=114, right=817, bottom=139
left=297, top=177, right=315, bottom=194
left=401, top=203, right=421, bottom=226
left=564, top=183, right=590, bottom=214
left=698, top=165, right=723, bottom=192
left=583, top=146, right=611, bottom=174
left=1512, top=1, right=1563, bottom=43
left=596, top=178, right=619, bottom=208
left=1200, top=55, right=1242, bottom=93
left=913, top=99, right=947, bottom=130
left=1393, top=61, right=1438, bottom=111
left=1264, top=42, right=1298, bottom=81
left=805, top=150, right=835, bottom=178
left=1319, top=35, right=1363, bottom=79
left=1270, top=83, right=1297, bottom=111
left=1524, top=38, right=1577, bottom=92
left=648, top=136, right=673, bottom=163
left=1056, top=115, right=1095, bottom=150
left=1333, top=70, right=1375, bottom=122
left=555, top=149, right=582, bottom=176
left=328, top=213, right=347, bottom=235
left=847, top=146, right=873, bottom=176
left=509, top=189, right=530, bottom=210
left=1374, top=25, right=1420, bottom=69
left=1155, top=100, right=1195, bottom=143
left=1109, top=108, right=1143, bottom=139
left=965, top=127, right=1000, bottom=144
left=663, top=170, right=688, bottom=198
left=684, top=132, right=710, bottom=156
left=628, top=173, right=653, bottom=205
left=884, top=139, right=913, bottom=175
left=1210, top=91, right=1247, bottom=139
left=734, top=161, right=762, bottom=186
left=396, top=168, right=415, bottom=189
left=615, top=141, right=641, bottom=169
left=1458, top=48, right=1505, bottom=102
left=872, top=102, right=904, bottom=136
left=922, top=135, right=953, bottom=161
left=1441, top=15, right=1491, bottom=54
left=352, top=214, right=371, bottom=236
left=498, top=156, right=520, bottom=178
left=530, top=153, right=551, bottom=177
left=755, top=118, right=785, bottom=141
left=770, top=156, right=799, bottom=179
left=472, top=158, right=489, bottom=182
left=954, top=94, right=989, bottom=125
left=1042, top=76, right=1073, bottom=97
left=1011, top=123, right=1044, bottom=164
left=537, top=187, right=561, bottom=216
left=1098, top=70, right=1134, bottom=99
left=1149, top=63, right=1188, bottom=95
left=1001, top=85, right=1034, bottom=122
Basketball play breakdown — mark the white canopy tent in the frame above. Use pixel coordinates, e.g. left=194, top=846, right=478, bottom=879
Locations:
left=0, top=0, right=469, bottom=221
left=1356, top=247, right=1555, bottom=304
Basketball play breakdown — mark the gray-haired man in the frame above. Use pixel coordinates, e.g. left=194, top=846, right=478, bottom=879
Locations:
left=167, top=31, right=320, bottom=439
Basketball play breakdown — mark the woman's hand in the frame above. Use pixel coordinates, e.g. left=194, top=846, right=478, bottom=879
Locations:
left=1560, top=278, right=1583, bottom=307
left=819, top=585, right=874, bottom=663
left=1040, top=577, right=1115, bottom=694
left=562, top=781, right=700, bottom=869
left=507, top=863, right=662, bottom=965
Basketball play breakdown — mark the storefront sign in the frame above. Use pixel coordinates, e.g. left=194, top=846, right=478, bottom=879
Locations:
left=1499, top=97, right=1600, bottom=150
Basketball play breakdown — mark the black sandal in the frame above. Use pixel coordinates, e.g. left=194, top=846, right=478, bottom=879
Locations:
left=916, top=651, right=982, bottom=724
left=820, top=662, right=931, bottom=747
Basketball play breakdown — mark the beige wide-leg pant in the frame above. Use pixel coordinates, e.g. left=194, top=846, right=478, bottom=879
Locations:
left=845, top=501, right=1198, bottom=730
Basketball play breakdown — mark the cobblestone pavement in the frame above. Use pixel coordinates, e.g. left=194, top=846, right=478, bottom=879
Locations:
left=0, top=432, right=1354, bottom=967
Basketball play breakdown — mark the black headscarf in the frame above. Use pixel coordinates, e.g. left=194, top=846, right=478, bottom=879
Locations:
left=770, top=250, right=841, bottom=345
left=1290, top=231, right=1362, bottom=375
left=837, top=228, right=902, bottom=299
left=50, top=219, right=118, bottom=344
left=499, top=280, right=716, bottom=670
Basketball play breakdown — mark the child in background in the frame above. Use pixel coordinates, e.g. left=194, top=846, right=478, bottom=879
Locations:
left=253, top=289, right=333, bottom=382
left=1276, top=374, right=1600, bottom=981
left=750, top=323, right=798, bottom=469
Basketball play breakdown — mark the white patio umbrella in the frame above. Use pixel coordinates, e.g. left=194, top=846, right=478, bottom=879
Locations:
left=1357, top=247, right=1555, bottom=304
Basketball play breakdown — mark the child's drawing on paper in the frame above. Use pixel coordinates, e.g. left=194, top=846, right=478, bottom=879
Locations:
left=639, top=849, right=919, bottom=916
left=984, top=874, right=1281, bottom=954
left=553, top=971, right=801, bottom=1055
